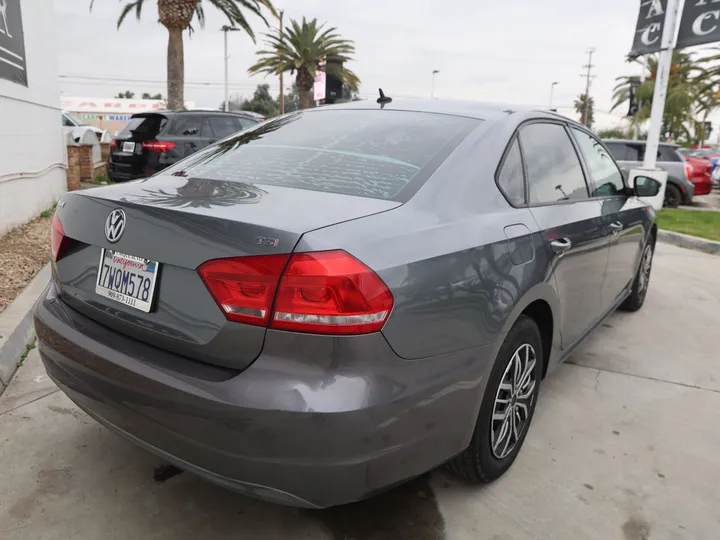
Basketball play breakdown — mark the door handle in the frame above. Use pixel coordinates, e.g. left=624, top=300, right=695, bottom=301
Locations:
left=550, top=238, right=572, bottom=255
left=609, top=222, right=623, bottom=235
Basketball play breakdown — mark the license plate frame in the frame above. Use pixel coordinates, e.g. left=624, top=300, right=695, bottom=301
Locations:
left=95, top=249, right=160, bottom=312
left=122, top=141, right=135, bottom=153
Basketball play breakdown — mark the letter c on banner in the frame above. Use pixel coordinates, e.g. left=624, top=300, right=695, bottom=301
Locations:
left=693, top=11, right=720, bottom=36
left=641, top=22, right=662, bottom=45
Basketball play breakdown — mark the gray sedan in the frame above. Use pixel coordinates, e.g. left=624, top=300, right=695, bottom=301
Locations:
left=34, top=99, right=659, bottom=508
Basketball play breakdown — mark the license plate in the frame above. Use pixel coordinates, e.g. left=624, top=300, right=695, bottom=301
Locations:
left=122, top=141, right=135, bottom=153
left=95, top=249, right=159, bottom=312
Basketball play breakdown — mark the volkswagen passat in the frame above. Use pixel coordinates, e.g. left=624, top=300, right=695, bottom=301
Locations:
left=35, top=100, right=660, bottom=508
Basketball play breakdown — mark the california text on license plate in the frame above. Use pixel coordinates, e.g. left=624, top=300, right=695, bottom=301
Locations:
left=95, top=249, right=159, bottom=312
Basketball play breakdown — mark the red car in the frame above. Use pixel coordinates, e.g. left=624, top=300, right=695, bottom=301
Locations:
left=684, top=156, right=714, bottom=195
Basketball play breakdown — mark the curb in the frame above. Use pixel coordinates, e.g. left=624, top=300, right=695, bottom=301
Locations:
left=658, top=230, right=720, bottom=255
left=0, top=264, right=50, bottom=393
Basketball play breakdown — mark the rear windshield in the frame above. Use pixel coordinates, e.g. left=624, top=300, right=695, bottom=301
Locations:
left=161, top=110, right=481, bottom=201
left=118, top=115, right=167, bottom=139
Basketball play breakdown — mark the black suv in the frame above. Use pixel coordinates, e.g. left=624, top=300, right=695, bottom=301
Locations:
left=107, top=110, right=261, bottom=182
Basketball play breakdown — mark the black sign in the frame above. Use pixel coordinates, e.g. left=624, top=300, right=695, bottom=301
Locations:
left=630, top=0, right=668, bottom=56
left=677, top=0, right=720, bottom=50
left=0, top=0, right=27, bottom=86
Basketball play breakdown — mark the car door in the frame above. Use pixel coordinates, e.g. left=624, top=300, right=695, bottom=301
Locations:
left=571, top=128, right=646, bottom=313
left=169, top=114, right=206, bottom=157
left=521, top=121, right=609, bottom=350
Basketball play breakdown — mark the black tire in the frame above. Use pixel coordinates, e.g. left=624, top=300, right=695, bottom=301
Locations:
left=620, top=242, right=654, bottom=312
left=663, top=183, right=682, bottom=208
left=447, top=315, right=542, bottom=483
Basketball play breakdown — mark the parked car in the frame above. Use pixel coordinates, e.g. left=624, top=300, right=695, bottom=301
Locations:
left=107, top=110, right=261, bottom=182
left=684, top=155, right=714, bottom=195
left=62, top=111, right=105, bottom=141
left=603, top=139, right=695, bottom=207
left=37, top=101, right=659, bottom=509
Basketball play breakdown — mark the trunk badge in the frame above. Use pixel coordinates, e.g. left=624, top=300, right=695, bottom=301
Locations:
left=105, top=209, right=126, bottom=243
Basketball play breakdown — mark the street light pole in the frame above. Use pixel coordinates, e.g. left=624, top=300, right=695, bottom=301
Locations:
left=549, top=81, right=558, bottom=109
left=430, top=70, right=439, bottom=99
left=221, top=25, right=239, bottom=112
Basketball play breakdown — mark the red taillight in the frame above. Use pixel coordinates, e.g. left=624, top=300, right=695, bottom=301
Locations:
left=110, top=140, right=117, bottom=148
left=50, top=214, right=69, bottom=262
left=272, top=250, right=393, bottom=335
left=197, top=250, right=394, bottom=335
left=197, top=255, right=289, bottom=326
left=142, top=141, right=176, bottom=153
left=685, top=164, right=693, bottom=179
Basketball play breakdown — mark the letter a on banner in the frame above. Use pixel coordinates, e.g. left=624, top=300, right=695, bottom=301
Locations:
left=677, top=0, right=720, bottom=49
left=631, top=0, right=670, bottom=56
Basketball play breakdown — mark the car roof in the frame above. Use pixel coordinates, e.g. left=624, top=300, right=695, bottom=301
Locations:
left=317, top=98, right=537, bottom=121
left=603, top=138, right=679, bottom=148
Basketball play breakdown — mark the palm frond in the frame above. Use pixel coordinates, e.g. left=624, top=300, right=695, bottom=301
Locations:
left=116, top=0, right=145, bottom=28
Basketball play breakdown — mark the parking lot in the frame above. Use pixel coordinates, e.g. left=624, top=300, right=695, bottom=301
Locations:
left=0, top=242, right=718, bottom=540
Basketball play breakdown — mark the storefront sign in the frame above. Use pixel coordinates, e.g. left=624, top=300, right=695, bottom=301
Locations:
left=677, top=0, right=720, bottom=49
left=0, top=0, right=28, bottom=86
left=630, top=0, right=668, bottom=56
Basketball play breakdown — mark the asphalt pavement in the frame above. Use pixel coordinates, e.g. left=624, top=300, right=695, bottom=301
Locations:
left=1, top=242, right=718, bottom=540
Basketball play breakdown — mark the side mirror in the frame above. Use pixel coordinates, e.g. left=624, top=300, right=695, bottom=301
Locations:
left=634, top=175, right=661, bottom=197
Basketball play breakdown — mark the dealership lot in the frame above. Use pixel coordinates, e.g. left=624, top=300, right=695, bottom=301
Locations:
left=0, top=242, right=718, bottom=540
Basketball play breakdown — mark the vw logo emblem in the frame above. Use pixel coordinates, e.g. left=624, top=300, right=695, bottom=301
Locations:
left=105, top=209, right=126, bottom=243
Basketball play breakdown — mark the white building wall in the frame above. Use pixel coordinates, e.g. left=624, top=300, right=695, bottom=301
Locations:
left=0, top=0, right=66, bottom=237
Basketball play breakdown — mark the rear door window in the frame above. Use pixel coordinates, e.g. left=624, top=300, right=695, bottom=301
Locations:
left=117, top=115, right=167, bottom=140
left=208, top=116, right=241, bottom=138
left=161, top=110, right=480, bottom=201
left=520, top=123, right=589, bottom=205
left=170, top=115, right=203, bottom=137
left=604, top=143, right=626, bottom=161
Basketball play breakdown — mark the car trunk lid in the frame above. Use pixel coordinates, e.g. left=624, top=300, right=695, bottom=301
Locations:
left=53, top=175, right=400, bottom=370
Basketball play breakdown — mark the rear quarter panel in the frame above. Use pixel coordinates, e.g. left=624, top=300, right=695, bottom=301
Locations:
left=296, top=113, right=561, bottom=361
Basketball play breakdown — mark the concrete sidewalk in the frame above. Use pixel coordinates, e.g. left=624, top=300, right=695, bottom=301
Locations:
left=1, top=242, right=718, bottom=540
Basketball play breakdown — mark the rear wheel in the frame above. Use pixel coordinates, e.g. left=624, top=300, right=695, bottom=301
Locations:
left=447, top=315, right=542, bottom=483
left=663, top=184, right=682, bottom=208
left=620, top=242, right=654, bottom=312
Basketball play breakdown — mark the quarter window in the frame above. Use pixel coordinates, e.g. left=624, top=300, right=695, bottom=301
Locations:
left=497, top=140, right=525, bottom=205
left=572, top=128, right=625, bottom=197
left=519, top=123, right=589, bottom=205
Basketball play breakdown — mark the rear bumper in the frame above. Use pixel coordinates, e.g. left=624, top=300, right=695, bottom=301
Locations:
left=690, top=177, right=713, bottom=195
left=34, top=281, right=496, bottom=508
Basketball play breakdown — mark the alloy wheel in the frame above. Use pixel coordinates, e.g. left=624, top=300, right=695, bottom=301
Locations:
left=490, top=343, right=537, bottom=460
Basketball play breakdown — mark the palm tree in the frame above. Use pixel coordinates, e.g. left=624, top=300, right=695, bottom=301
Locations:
left=611, top=52, right=704, bottom=142
left=93, top=0, right=276, bottom=110
left=248, top=17, right=359, bottom=109
left=574, top=94, right=594, bottom=127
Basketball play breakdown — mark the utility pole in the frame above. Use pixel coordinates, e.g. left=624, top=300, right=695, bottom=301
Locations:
left=581, top=48, right=595, bottom=127
left=278, top=10, right=284, bottom=114
left=221, top=25, right=239, bottom=112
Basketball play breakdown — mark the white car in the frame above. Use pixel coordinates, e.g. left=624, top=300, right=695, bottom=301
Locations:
left=62, top=111, right=105, bottom=141
left=712, top=164, right=720, bottom=186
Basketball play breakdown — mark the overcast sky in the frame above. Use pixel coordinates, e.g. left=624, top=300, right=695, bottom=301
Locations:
left=52, top=0, right=713, bottom=129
